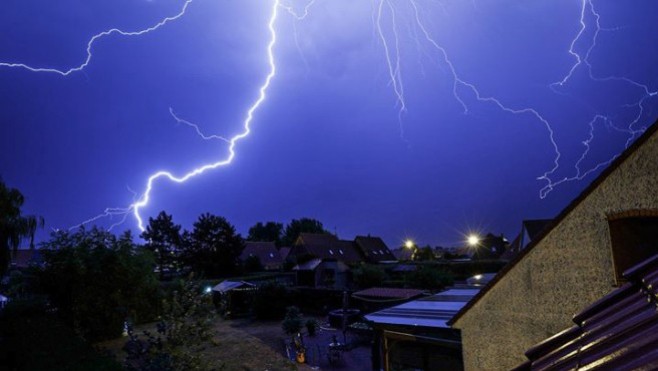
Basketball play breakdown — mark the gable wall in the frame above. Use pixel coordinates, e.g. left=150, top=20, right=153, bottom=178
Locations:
left=452, top=131, right=658, bottom=370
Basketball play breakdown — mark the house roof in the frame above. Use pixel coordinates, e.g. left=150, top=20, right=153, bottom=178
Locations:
left=240, top=241, right=282, bottom=266
left=515, top=254, right=658, bottom=370
left=449, top=120, right=658, bottom=326
left=352, top=287, right=427, bottom=301
left=212, top=280, right=256, bottom=293
left=354, top=236, right=397, bottom=262
left=278, top=247, right=291, bottom=260
left=296, top=233, right=363, bottom=263
left=365, top=288, right=480, bottom=328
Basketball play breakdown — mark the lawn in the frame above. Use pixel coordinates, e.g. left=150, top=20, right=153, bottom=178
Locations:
left=99, top=318, right=298, bottom=371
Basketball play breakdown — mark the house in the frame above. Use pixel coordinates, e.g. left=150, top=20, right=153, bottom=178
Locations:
left=240, top=241, right=283, bottom=270
left=516, top=254, right=658, bottom=370
left=354, top=236, right=397, bottom=263
left=449, top=122, right=658, bottom=370
left=366, top=288, right=480, bottom=371
left=293, top=258, right=351, bottom=289
left=290, top=233, right=363, bottom=265
left=501, top=219, right=553, bottom=260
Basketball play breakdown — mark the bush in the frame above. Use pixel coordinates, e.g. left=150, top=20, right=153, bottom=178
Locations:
left=353, top=265, right=387, bottom=289
left=305, top=319, right=318, bottom=336
left=40, top=228, right=160, bottom=341
left=0, top=298, right=121, bottom=371
left=405, top=265, right=453, bottom=290
left=282, top=306, right=303, bottom=335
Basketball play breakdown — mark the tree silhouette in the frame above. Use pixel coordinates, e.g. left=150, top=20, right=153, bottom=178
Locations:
left=0, top=180, right=44, bottom=277
left=247, top=221, right=283, bottom=246
left=141, top=211, right=182, bottom=280
left=183, top=213, right=244, bottom=277
left=281, top=218, right=329, bottom=246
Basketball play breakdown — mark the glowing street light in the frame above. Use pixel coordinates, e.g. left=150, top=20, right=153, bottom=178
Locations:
left=467, top=234, right=481, bottom=247
left=404, top=239, right=415, bottom=249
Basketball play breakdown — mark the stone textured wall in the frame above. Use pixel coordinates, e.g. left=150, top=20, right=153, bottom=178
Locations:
left=453, top=130, right=658, bottom=371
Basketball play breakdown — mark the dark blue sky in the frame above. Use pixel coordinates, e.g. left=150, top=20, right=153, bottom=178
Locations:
left=1, top=0, right=657, bottom=248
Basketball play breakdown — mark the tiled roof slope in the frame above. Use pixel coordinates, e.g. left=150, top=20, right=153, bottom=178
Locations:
left=354, top=235, right=396, bottom=262
left=514, top=254, right=658, bottom=370
left=296, top=233, right=363, bottom=263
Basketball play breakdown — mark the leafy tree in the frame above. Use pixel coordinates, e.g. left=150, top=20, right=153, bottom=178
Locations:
left=141, top=211, right=182, bottom=280
left=124, top=278, right=216, bottom=371
left=183, top=213, right=244, bottom=277
left=40, top=228, right=160, bottom=341
left=353, top=264, right=387, bottom=289
left=0, top=180, right=44, bottom=277
left=247, top=221, right=283, bottom=246
left=281, top=218, right=329, bottom=246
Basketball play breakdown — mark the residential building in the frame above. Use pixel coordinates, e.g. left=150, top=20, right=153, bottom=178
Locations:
left=240, top=241, right=283, bottom=270
left=449, top=122, right=658, bottom=370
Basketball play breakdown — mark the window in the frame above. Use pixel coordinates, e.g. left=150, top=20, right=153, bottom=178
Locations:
left=608, top=212, right=658, bottom=285
left=339, top=249, right=344, bottom=255
left=329, top=249, right=334, bottom=255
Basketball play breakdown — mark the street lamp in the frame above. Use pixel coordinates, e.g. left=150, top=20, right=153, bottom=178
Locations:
left=404, top=239, right=415, bottom=249
left=467, top=234, right=481, bottom=247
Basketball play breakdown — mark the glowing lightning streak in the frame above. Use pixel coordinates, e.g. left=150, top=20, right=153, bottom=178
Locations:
left=376, top=0, right=407, bottom=136
left=0, top=0, right=194, bottom=76
left=168, top=107, right=230, bottom=143
left=407, top=0, right=561, bottom=198
left=131, top=0, right=280, bottom=231
left=546, top=0, right=657, bottom=191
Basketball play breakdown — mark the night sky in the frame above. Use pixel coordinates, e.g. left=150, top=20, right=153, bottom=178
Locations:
left=1, top=0, right=657, bottom=248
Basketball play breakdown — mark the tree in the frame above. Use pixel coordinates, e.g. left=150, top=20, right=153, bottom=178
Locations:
left=0, top=180, right=44, bottom=277
left=40, top=228, right=160, bottom=341
left=141, top=211, right=182, bottom=280
left=243, top=255, right=263, bottom=273
left=281, top=218, right=329, bottom=246
left=281, top=306, right=304, bottom=336
left=247, top=221, right=283, bottom=246
left=183, top=213, right=244, bottom=277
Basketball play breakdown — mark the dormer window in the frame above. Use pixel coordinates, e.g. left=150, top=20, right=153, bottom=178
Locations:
left=339, top=249, right=344, bottom=255
left=329, top=250, right=334, bottom=255
left=269, top=253, right=274, bottom=258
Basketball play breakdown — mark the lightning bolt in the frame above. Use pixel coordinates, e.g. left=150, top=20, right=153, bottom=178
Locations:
left=545, top=0, right=658, bottom=194
left=130, top=0, right=280, bottom=231
left=168, top=107, right=229, bottom=143
left=0, top=0, right=194, bottom=76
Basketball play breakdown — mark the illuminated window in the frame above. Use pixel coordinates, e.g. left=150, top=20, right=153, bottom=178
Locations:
left=608, top=211, right=658, bottom=285
left=329, top=250, right=334, bottom=255
left=339, top=249, right=344, bottom=255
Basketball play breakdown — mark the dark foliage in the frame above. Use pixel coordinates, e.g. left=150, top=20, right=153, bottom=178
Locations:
left=141, top=211, right=183, bottom=280
left=124, top=278, right=217, bottom=371
left=281, top=218, right=329, bottom=247
left=182, top=213, right=244, bottom=278
left=405, top=265, right=454, bottom=291
left=353, top=264, right=388, bottom=289
left=281, top=306, right=304, bottom=335
left=0, top=180, right=44, bottom=277
left=0, top=297, right=121, bottom=371
left=243, top=255, right=263, bottom=273
left=40, top=228, right=160, bottom=341
left=247, top=221, right=283, bottom=246
left=252, top=281, right=291, bottom=320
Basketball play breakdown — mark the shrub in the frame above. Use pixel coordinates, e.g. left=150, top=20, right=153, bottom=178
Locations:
left=282, top=306, right=303, bottom=335
left=305, top=319, right=318, bottom=336
left=252, top=281, right=290, bottom=320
